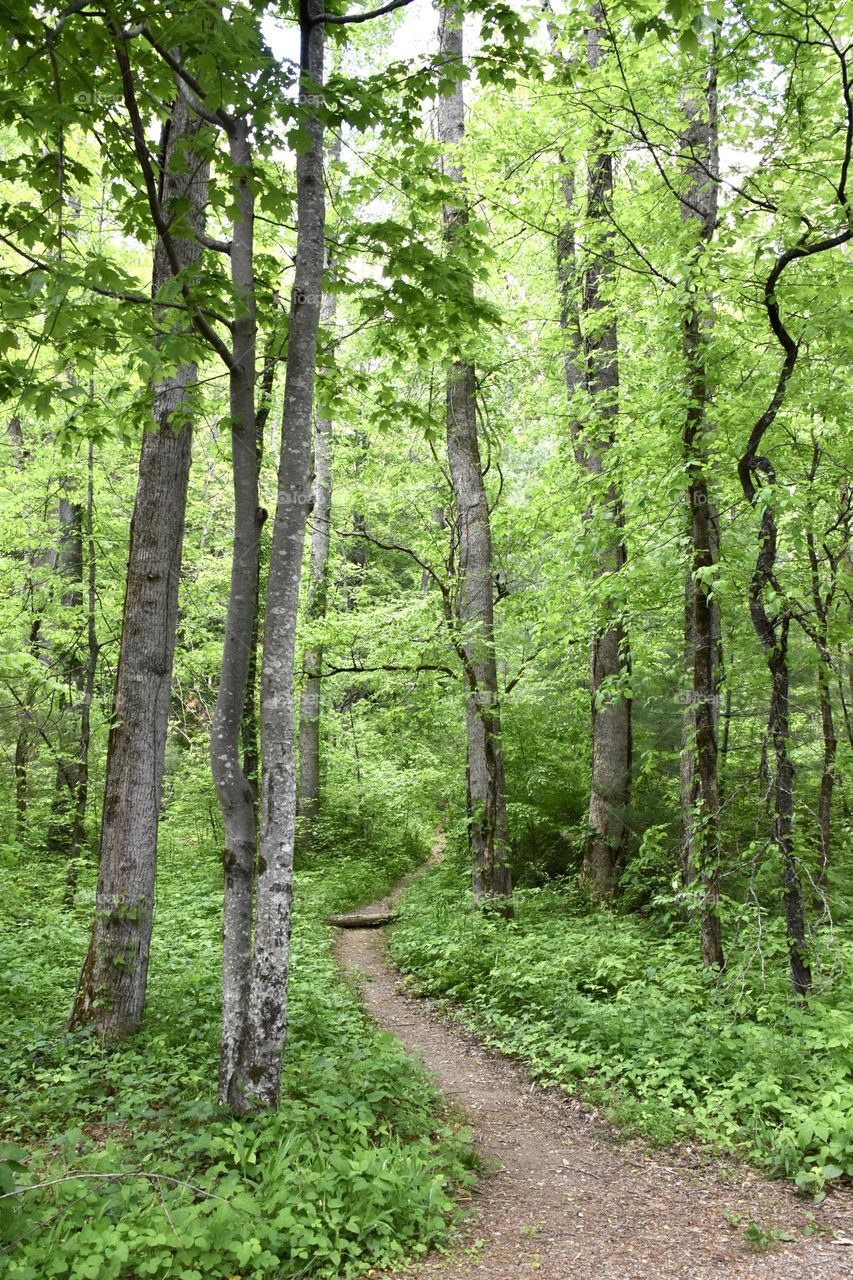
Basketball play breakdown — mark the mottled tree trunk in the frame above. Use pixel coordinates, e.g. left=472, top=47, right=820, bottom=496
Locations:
left=814, top=661, right=836, bottom=886
left=770, top=619, right=811, bottom=995
left=583, top=14, right=631, bottom=898
left=678, top=59, right=725, bottom=969
left=805, top=507, right=839, bottom=889
left=63, top=440, right=99, bottom=906
left=213, top=115, right=263, bottom=1103
left=47, top=489, right=84, bottom=871
left=739, top=453, right=811, bottom=997
left=241, top=342, right=277, bottom=810
left=8, top=415, right=35, bottom=837
left=227, top=0, right=326, bottom=1112
left=69, top=96, right=208, bottom=1035
left=841, top=503, right=853, bottom=754
left=438, top=4, right=512, bottom=909
left=553, top=9, right=630, bottom=899
left=297, top=192, right=339, bottom=850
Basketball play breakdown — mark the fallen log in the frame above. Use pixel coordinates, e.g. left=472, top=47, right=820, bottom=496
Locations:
left=327, top=912, right=396, bottom=929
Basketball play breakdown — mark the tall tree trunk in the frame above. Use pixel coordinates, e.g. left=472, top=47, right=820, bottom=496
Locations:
left=47, top=487, right=84, bottom=865
left=678, top=55, right=725, bottom=969
left=226, top=0, right=326, bottom=1112
left=69, top=95, right=209, bottom=1035
left=64, top=439, right=100, bottom=906
left=296, top=291, right=334, bottom=848
left=739, top=426, right=811, bottom=998
left=213, top=114, right=264, bottom=1103
left=438, top=3, right=512, bottom=909
left=770, top=617, right=811, bottom=994
left=241, top=339, right=277, bottom=810
left=840, top=492, right=853, bottom=754
left=13, top=608, right=43, bottom=840
left=552, top=7, right=630, bottom=898
left=8, top=415, right=35, bottom=837
left=583, top=12, right=631, bottom=898
left=736, top=50, right=851, bottom=990
left=814, top=659, right=836, bottom=887
left=804, top=481, right=839, bottom=889
left=297, top=138, right=340, bottom=849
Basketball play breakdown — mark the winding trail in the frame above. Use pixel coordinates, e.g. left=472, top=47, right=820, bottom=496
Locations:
left=334, top=864, right=852, bottom=1280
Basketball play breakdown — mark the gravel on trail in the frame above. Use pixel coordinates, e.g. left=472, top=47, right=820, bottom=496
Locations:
left=334, top=868, right=853, bottom=1280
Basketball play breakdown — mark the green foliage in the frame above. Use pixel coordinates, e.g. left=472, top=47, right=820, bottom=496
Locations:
left=1, top=0, right=853, bottom=1265
left=390, top=859, right=853, bottom=1196
left=0, top=846, right=474, bottom=1279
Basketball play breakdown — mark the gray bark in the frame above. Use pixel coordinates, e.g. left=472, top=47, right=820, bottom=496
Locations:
left=241, top=340, right=278, bottom=810
left=63, top=441, right=99, bottom=906
left=297, top=154, right=339, bottom=849
left=213, top=115, right=264, bottom=1103
left=70, top=94, right=209, bottom=1035
left=552, top=9, right=630, bottom=899
left=804, top=474, right=843, bottom=889
left=227, top=0, right=326, bottom=1111
left=438, top=5, right=512, bottom=908
left=678, top=59, right=725, bottom=970
left=839, top=497, right=853, bottom=754
left=8, top=415, right=36, bottom=836
left=582, top=14, right=631, bottom=899
left=47, top=489, right=85, bottom=866
left=737, top=288, right=817, bottom=1003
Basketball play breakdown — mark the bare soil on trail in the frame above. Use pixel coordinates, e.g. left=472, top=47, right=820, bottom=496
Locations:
left=333, top=868, right=853, bottom=1280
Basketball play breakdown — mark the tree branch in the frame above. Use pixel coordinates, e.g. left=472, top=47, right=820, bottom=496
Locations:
left=316, top=661, right=455, bottom=679
left=310, top=0, right=416, bottom=27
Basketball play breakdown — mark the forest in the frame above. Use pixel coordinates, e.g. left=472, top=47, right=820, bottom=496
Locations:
left=0, top=0, right=851, bottom=1276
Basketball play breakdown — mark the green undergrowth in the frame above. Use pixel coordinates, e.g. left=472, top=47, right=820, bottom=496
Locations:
left=389, top=856, right=853, bottom=1199
left=0, top=837, right=475, bottom=1280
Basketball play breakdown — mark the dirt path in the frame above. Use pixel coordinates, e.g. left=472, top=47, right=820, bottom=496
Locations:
left=334, top=869, right=852, bottom=1280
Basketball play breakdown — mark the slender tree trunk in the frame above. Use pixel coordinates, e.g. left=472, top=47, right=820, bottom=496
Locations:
left=735, top=74, right=850, bottom=989
left=47, top=488, right=84, bottom=865
left=805, top=508, right=838, bottom=888
left=678, top=56, right=724, bottom=969
left=438, top=3, right=512, bottom=909
left=771, top=618, right=811, bottom=994
left=64, top=439, right=100, bottom=906
left=69, top=95, right=209, bottom=1035
left=296, top=344, right=333, bottom=846
left=846, top=514, right=853, bottom=740
left=738, top=462, right=811, bottom=996
left=14, top=726, right=29, bottom=835
left=552, top=7, right=630, bottom=898
left=840, top=499, right=853, bottom=753
left=814, top=660, right=836, bottom=886
left=8, top=416, right=33, bottom=836
left=297, top=150, right=340, bottom=849
left=213, top=115, right=264, bottom=1103
left=14, top=609, right=43, bottom=839
left=583, top=14, right=631, bottom=898
left=227, top=0, right=326, bottom=1112
left=241, top=340, right=277, bottom=809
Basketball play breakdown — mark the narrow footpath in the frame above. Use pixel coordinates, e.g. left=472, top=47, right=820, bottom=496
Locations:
left=333, top=867, right=852, bottom=1280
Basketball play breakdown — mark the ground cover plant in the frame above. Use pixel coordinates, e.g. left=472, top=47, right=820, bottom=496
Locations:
left=0, top=832, right=475, bottom=1280
left=390, top=848, right=853, bottom=1199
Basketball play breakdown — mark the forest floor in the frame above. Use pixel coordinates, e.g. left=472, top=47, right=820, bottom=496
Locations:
left=334, top=862, right=853, bottom=1280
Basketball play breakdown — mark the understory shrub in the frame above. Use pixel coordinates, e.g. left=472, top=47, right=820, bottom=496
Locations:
left=390, top=856, right=853, bottom=1197
left=0, top=842, right=474, bottom=1279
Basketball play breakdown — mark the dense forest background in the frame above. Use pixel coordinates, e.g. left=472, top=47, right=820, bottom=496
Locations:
left=1, top=0, right=851, bottom=1275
